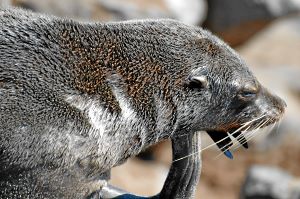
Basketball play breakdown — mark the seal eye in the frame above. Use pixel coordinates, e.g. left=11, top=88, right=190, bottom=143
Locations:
left=242, top=91, right=256, bottom=98
left=186, top=76, right=208, bottom=90
left=239, top=86, right=258, bottom=100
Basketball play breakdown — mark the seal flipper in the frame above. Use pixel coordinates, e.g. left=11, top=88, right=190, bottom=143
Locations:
left=206, top=131, right=234, bottom=159
left=95, top=184, right=158, bottom=199
left=98, top=132, right=201, bottom=199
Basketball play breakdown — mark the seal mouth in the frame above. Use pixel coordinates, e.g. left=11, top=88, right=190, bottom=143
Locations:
left=207, top=114, right=281, bottom=159
left=206, top=129, right=243, bottom=159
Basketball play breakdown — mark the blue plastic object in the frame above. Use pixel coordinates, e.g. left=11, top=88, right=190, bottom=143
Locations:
left=224, top=150, right=233, bottom=159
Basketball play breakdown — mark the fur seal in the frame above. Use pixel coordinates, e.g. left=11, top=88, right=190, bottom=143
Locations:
left=0, top=8, right=286, bottom=199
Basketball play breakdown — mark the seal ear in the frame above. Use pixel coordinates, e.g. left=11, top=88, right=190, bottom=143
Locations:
left=186, top=76, right=208, bottom=90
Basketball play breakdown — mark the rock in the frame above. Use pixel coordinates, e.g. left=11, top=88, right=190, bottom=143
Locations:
left=163, top=0, right=207, bottom=25
left=97, top=0, right=168, bottom=21
left=0, top=0, right=11, bottom=8
left=204, top=0, right=300, bottom=46
left=10, top=0, right=207, bottom=25
left=98, top=0, right=207, bottom=25
left=11, top=0, right=109, bottom=21
left=240, top=165, right=300, bottom=199
left=290, top=180, right=300, bottom=199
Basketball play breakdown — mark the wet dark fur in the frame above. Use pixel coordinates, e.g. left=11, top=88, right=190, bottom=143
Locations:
left=0, top=8, right=285, bottom=198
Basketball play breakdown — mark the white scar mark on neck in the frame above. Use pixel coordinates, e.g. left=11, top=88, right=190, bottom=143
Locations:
left=88, top=103, right=107, bottom=135
left=64, top=86, right=147, bottom=150
left=111, top=87, right=135, bottom=119
left=64, top=95, right=108, bottom=137
left=64, top=90, right=140, bottom=131
left=110, top=86, right=147, bottom=144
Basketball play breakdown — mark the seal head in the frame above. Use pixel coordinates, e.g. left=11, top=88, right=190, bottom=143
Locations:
left=173, top=32, right=286, bottom=155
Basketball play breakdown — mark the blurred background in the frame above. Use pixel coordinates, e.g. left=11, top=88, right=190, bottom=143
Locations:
left=1, top=0, right=300, bottom=198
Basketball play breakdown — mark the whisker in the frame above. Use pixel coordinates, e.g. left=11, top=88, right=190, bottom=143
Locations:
left=213, top=114, right=267, bottom=153
left=264, top=119, right=277, bottom=134
left=172, top=114, right=267, bottom=162
left=215, top=118, right=270, bottom=159
left=264, top=122, right=277, bottom=138
left=215, top=119, right=269, bottom=159
left=221, top=117, right=267, bottom=153
left=275, top=119, right=282, bottom=136
left=172, top=150, right=201, bottom=162
left=229, top=114, right=267, bottom=142
left=232, top=118, right=268, bottom=149
left=227, top=124, right=252, bottom=150
left=239, top=119, right=271, bottom=146
left=240, top=114, right=267, bottom=126
left=244, top=118, right=270, bottom=140
left=173, top=130, right=240, bottom=162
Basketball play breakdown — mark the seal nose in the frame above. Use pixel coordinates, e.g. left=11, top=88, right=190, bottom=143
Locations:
left=282, top=99, right=287, bottom=108
left=260, top=87, right=287, bottom=116
left=269, top=91, right=286, bottom=115
left=274, top=95, right=287, bottom=114
left=279, top=98, right=287, bottom=110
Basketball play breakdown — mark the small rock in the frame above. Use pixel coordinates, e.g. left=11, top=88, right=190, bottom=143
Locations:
left=204, top=0, right=300, bottom=46
left=0, top=0, right=11, bottom=8
left=164, top=0, right=207, bottom=25
left=240, top=165, right=300, bottom=199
